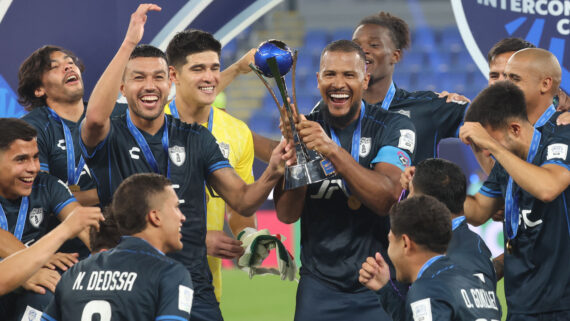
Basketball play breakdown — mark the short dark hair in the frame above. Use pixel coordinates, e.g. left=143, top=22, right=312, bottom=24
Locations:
left=357, top=12, right=411, bottom=52
left=129, top=44, right=168, bottom=64
left=166, top=29, right=221, bottom=68
left=390, top=195, right=452, bottom=254
left=90, top=208, right=121, bottom=253
left=111, top=173, right=172, bottom=236
left=464, top=80, right=528, bottom=130
left=0, top=118, right=37, bottom=151
left=413, top=158, right=466, bottom=215
left=18, top=45, right=85, bottom=110
left=487, top=38, right=535, bottom=64
left=321, top=40, right=367, bottom=66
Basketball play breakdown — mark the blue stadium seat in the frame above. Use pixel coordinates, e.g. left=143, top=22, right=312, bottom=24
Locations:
left=412, top=26, right=437, bottom=52
left=440, top=26, right=464, bottom=53
left=393, top=71, right=412, bottom=89
left=438, top=72, right=468, bottom=93
left=331, top=28, right=353, bottom=41
left=399, top=51, right=424, bottom=72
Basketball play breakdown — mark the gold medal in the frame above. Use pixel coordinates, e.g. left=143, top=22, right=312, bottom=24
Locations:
left=347, top=195, right=361, bottom=210
left=68, top=184, right=80, bottom=193
left=506, top=239, right=513, bottom=254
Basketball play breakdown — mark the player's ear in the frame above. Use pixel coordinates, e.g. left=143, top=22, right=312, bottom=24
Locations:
left=391, top=49, right=402, bottom=65
left=147, top=209, right=161, bottom=227
left=540, top=76, right=553, bottom=95
left=402, top=234, right=412, bottom=253
left=169, top=66, right=178, bottom=84
left=508, top=122, right=522, bottom=138
left=34, top=86, right=45, bottom=98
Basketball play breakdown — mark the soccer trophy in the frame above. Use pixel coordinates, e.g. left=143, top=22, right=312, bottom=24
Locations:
left=250, top=40, right=335, bottom=190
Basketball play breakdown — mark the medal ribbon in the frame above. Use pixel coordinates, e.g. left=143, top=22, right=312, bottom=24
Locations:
left=534, top=104, right=555, bottom=128
left=47, top=108, right=85, bottom=185
left=451, top=216, right=466, bottom=231
left=505, top=128, right=541, bottom=240
left=169, top=99, right=214, bottom=132
left=417, top=255, right=444, bottom=279
left=0, top=197, right=29, bottom=241
left=379, top=82, right=396, bottom=110
left=330, top=101, right=365, bottom=195
left=126, top=109, right=171, bottom=178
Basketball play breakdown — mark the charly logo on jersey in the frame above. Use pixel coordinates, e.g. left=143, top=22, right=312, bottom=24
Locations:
left=451, top=0, right=570, bottom=95
left=359, top=137, right=371, bottom=157
left=29, top=208, right=44, bottom=228
left=57, top=139, right=66, bottom=151
left=217, top=141, right=230, bottom=159
left=169, top=145, right=186, bottom=166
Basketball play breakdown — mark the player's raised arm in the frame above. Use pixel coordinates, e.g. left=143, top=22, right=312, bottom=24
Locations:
left=82, top=4, right=161, bottom=148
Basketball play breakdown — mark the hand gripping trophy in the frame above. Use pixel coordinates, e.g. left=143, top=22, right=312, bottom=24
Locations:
left=250, top=40, right=335, bottom=190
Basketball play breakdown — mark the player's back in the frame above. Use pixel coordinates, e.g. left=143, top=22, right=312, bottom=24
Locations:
left=42, top=236, right=193, bottom=321
left=407, top=256, right=501, bottom=321
left=447, top=217, right=496, bottom=288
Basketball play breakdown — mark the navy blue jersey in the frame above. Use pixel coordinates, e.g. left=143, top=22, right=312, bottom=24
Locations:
left=315, top=87, right=466, bottom=164
left=22, top=106, right=95, bottom=191
left=300, top=102, right=415, bottom=291
left=448, top=217, right=496, bottom=289
left=377, top=256, right=501, bottom=321
left=0, top=172, right=75, bottom=246
left=480, top=128, right=570, bottom=314
left=80, top=113, right=230, bottom=295
left=41, top=236, right=193, bottom=321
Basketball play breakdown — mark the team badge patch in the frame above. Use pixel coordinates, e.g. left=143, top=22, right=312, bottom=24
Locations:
left=29, top=208, right=44, bottom=228
left=217, top=141, right=230, bottom=159
left=410, top=298, right=432, bottom=321
left=178, top=284, right=193, bottom=314
left=547, top=143, right=568, bottom=160
left=398, top=129, right=416, bottom=153
left=169, top=146, right=186, bottom=166
left=22, top=305, right=42, bottom=321
left=359, top=137, right=372, bottom=157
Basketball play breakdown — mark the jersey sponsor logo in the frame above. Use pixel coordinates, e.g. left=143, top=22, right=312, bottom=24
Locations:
left=217, top=141, right=230, bottom=159
left=129, top=147, right=141, bottom=160
left=178, top=284, right=193, bottom=314
left=22, top=305, right=42, bottom=321
left=394, top=109, right=411, bottom=118
left=398, top=129, right=415, bottom=153
left=57, top=139, right=66, bottom=151
left=359, top=137, right=371, bottom=158
left=410, top=298, right=432, bottom=321
left=72, top=270, right=138, bottom=292
left=520, top=209, right=542, bottom=229
left=546, top=143, right=568, bottom=160
left=28, top=207, right=44, bottom=228
left=398, top=151, right=410, bottom=167
left=169, top=145, right=186, bottom=166
left=310, top=179, right=348, bottom=200
left=460, top=288, right=499, bottom=310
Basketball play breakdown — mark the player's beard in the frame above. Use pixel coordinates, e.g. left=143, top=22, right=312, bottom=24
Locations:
left=321, top=100, right=360, bottom=129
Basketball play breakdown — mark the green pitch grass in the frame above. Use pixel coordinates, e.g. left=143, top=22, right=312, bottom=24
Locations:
left=220, top=268, right=508, bottom=321
left=221, top=268, right=297, bottom=321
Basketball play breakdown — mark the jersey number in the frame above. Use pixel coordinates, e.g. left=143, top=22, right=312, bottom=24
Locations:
left=81, top=300, right=111, bottom=321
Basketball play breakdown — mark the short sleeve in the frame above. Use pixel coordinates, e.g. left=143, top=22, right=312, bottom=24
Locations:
left=45, top=175, right=77, bottom=215
left=200, top=129, right=231, bottom=177
left=156, top=263, right=194, bottom=320
left=22, top=114, right=51, bottom=172
left=479, top=162, right=505, bottom=199
left=431, top=99, right=468, bottom=138
left=372, top=114, right=416, bottom=171
left=540, top=134, right=570, bottom=170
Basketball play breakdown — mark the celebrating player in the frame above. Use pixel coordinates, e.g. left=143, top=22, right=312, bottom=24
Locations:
left=274, top=40, right=415, bottom=320
left=358, top=196, right=501, bottom=321
left=79, top=4, right=287, bottom=320
left=42, top=173, right=193, bottom=320
left=0, top=118, right=101, bottom=319
left=165, top=29, right=258, bottom=302
left=461, top=81, right=570, bottom=320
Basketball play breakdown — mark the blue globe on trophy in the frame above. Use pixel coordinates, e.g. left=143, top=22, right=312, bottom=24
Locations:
left=254, top=40, right=293, bottom=78
left=249, top=40, right=335, bottom=190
